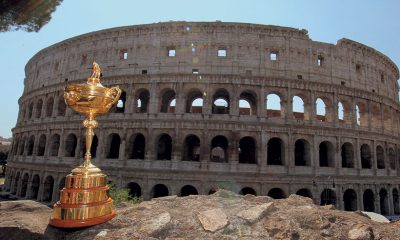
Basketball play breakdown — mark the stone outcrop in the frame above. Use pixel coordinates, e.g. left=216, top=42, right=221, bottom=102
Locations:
left=1, top=190, right=400, bottom=240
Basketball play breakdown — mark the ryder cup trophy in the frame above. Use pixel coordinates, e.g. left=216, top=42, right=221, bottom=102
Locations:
left=49, top=62, right=121, bottom=228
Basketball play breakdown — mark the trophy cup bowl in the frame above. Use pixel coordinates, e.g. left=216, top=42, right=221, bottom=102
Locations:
left=49, top=62, right=121, bottom=228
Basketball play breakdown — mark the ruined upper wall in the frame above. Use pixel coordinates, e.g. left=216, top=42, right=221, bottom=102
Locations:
left=23, top=21, right=400, bottom=101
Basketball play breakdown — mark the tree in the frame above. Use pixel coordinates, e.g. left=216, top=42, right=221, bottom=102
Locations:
left=0, top=0, right=63, bottom=32
left=0, top=151, right=7, bottom=175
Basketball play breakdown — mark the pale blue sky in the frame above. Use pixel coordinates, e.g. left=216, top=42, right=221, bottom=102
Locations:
left=1, top=0, right=399, bottom=138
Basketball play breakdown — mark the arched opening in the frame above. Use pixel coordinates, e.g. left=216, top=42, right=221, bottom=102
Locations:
left=12, top=172, right=20, bottom=194
left=57, top=98, right=66, bottom=116
left=186, top=90, right=204, bottom=113
left=27, top=135, right=35, bottom=156
left=315, top=98, right=326, bottom=122
left=42, top=176, right=54, bottom=202
left=379, top=188, right=389, bottom=215
left=128, top=134, right=145, bottom=159
left=266, top=93, right=282, bottom=117
left=180, top=185, right=198, bottom=197
left=239, top=187, right=257, bottom=196
left=389, top=148, right=396, bottom=170
left=343, top=189, right=357, bottom=211
left=210, top=135, right=228, bottom=162
left=30, top=175, right=40, bottom=200
left=341, top=142, right=354, bottom=168
left=135, top=89, right=150, bottom=113
left=35, top=99, right=43, bottom=118
left=239, top=136, right=256, bottom=164
left=296, top=188, right=312, bottom=199
left=18, top=137, right=26, bottom=155
left=355, top=103, right=367, bottom=127
left=268, top=188, right=286, bottom=199
left=393, top=189, right=400, bottom=214
left=183, top=135, right=200, bottom=161
left=152, top=184, right=169, bottom=198
left=320, top=189, right=336, bottom=206
left=376, top=145, right=385, bottom=169
left=267, top=137, right=284, bottom=165
left=20, top=173, right=29, bottom=197
left=160, top=89, right=176, bottom=113
left=212, top=89, right=230, bottom=114
left=360, top=144, right=372, bottom=169
left=338, top=101, right=344, bottom=121
left=46, top=97, right=54, bottom=117
left=64, top=133, right=77, bottom=157
left=37, top=135, right=46, bottom=156
left=319, top=141, right=334, bottom=167
left=293, top=96, right=305, bottom=119
left=49, top=134, right=60, bottom=157
left=116, top=91, right=126, bottom=113
left=107, top=133, right=121, bottom=159
left=363, top=189, right=375, bottom=212
left=294, top=139, right=310, bottom=166
left=239, top=91, right=257, bottom=116
left=157, top=134, right=172, bottom=160
left=28, top=102, right=34, bottom=119
left=127, top=182, right=142, bottom=198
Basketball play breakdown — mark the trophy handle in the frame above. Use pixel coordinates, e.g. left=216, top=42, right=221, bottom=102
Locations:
left=105, top=86, right=122, bottom=109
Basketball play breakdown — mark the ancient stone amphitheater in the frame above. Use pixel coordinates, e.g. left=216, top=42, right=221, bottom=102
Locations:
left=4, top=22, right=400, bottom=216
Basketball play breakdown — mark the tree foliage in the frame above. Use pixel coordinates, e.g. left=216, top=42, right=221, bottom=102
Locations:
left=0, top=0, right=63, bottom=32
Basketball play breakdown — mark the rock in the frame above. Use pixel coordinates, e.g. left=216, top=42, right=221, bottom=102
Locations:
left=140, top=212, right=171, bottom=235
left=197, top=208, right=228, bottom=232
left=348, top=223, right=374, bottom=240
left=236, top=202, right=274, bottom=223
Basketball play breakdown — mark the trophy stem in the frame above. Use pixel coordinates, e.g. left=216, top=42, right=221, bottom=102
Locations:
left=84, top=116, right=96, bottom=168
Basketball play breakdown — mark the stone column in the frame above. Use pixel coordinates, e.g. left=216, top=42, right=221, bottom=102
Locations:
left=285, top=86, right=293, bottom=120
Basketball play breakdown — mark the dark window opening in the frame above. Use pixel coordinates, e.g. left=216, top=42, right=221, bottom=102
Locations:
left=341, top=142, right=354, bottom=168
left=239, top=137, right=256, bottom=164
left=268, top=188, right=285, bottom=199
left=376, top=146, right=385, bottom=169
left=127, top=182, right=142, bottom=198
left=186, top=90, right=203, bottom=113
left=64, top=134, right=77, bottom=157
left=37, top=135, right=46, bottom=156
left=157, top=134, right=172, bottom=160
left=363, top=189, right=375, bottom=212
left=35, top=99, right=43, bottom=118
left=180, top=185, right=198, bottom=197
left=267, top=138, right=283, bottom=165
left=142, top=69, right=147, bottom=74
left=296, top=188, right=312, bottom=199
left=320, top=189, right=336, bottom=206
left=239, top=91, right=257, bottom=116
left=128, top=134, right=145, bottom=159
left=30, top=175, right=40, bottom=200
left=343, top=189, right=357, bottom=211
left=115, top=91, right=126, bottom=113
left=317, top=55, right=324, bottom=66
left=57, top=98, right=66, bottom=116
left=379, top=189, right=389, bottom=215
left=160, top=89, right=176, bottom=113
left=136, top=89, right=150, bottom=113
left=239, top=187, right=257, bottom=196
left=152, top=184, right=169, bottom=198
left=107, top=134, right=121, bottom=159
left=295, top=139, right=311, bottom=166
left=360, top=144, right=372, bottom=169
left=210, top=135, right=228, bottom=162
left=192, top=69, right=199, bottom=74
left=46, top=97, right=54, bottom=117
left=27, top=136, right=35, bottom=156
left=49, top=134, right=60, bottom=157
left=20, top=173, right=29, bottom=197
left=319, top=141, right=334, bottom=167
left=42, top=176, right=54, bottom=202
left=183, top=135, right=200, bottom=161
left=212, top=89, right=230, bottom=114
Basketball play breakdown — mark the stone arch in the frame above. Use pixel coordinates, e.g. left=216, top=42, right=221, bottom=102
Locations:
left=127, top=182, right=142, bottom=198
left=265, top=93, right=283, bottom=117
left=210, top=135, right=228, bottom=162
left=35, top=99, right=43, bottom=118
left=18, top=137, right=26, bottom=155
left=320, top=189, right=336, bottom=206
left=292, top=95, right=307, bottom=120
left=127, top=133, right=146, bottom=159
left=42, top=175, right=54, bottom=202
left=157, top=134, right=172, bottom=160
left=268, top=188, right=286, bottom=199
left=107, top=133, right=121, bottom=159
left=294, top=139, right=311, bottom=166
left=393, top=188, right=400, bottom=214
left=115, top=91, right=126, bottom=113
left=27, top=135, right=35, bottom=156
left=151, top=184, right=169, bottom=198
left=315, top=97, right=327, bottom=122
left=239, top=187, right=257, bottom=196
left=37, top=134, right=46, bottom=156
left=239, top=136, right=257, bottom=164
left=57, top=97, right=66, bottom=116
left=49, top=134, right=60, bottom=157
left=343, top=189, right=357, bottom=211
left=135, top=89, right=150, bottom=113
left=389, top=148, right=396, bottom=170
left=341, top=142, right=354, bottom=168
left=58, top=177, right=66, bottom=191
left=185, top=89, right=204, bottom=113
left=160, top=89, right=176, bottom=113
left=376, top=145, right=385, bottom=169
left=296, top=188, right=313, bottom=199
left=180, top=185, right=198, bottom=197
left=239, top=90, right=257, bottom=116
left=319, top=141, right=335, bottom=167
left=355, top=102, right=367, bottom=127
left=183, top=134, right=200, bottom=161
left=20, top=173, right=29, bottom=197
left=64, top=133, right=77, bottom=157
left=337, top=101, right=345, bottom=121
left=212, top=89, right=230, bottom=114
left=363, top=189, right=375, bottom=212
left=12, top=171, right=20, bottom=194
left=360, top=144, right=372, bottom=169
left=267, top=137, right=284, bottom=165
left=46, top=97, right=54, bottom=117
left=379, top=188, right=389, bottom=215
left=30, top=174, right=40, bottom=200
left=28, top=102, right=34, bottom=119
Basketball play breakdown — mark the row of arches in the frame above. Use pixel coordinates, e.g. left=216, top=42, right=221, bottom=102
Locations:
left=12, top=132, right=400, bottom=170
left=19, top=88, right=398, bottom=131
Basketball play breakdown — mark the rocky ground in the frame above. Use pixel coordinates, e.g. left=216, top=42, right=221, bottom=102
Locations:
left=1, top=190, right=400, bottom=240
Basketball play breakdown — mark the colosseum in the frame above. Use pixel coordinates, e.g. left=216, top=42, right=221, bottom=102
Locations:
left=3, top=21, right=400, bottom=216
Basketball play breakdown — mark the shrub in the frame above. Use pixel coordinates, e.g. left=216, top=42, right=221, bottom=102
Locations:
left=108, top=184, right=143, bottom=205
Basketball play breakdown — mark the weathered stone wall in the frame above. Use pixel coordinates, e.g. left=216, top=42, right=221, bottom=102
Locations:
left=5, top=22, right=400, bottom=215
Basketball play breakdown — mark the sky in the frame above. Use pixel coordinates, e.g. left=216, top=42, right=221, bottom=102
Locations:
left=0, top=0, right=399, bottom=138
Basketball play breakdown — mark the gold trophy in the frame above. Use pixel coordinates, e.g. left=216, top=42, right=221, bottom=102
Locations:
left=49, top=62, right=121, bottom=228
